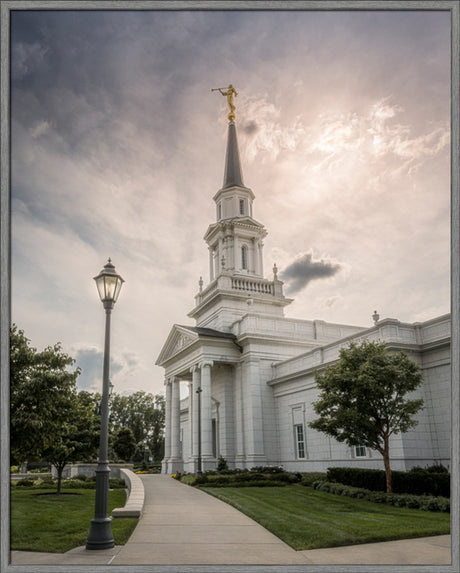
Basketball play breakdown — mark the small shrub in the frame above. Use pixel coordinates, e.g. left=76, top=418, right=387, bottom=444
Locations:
left=109, top=478, right=126, bottom=489
left=217, top=456, right=229, bottom=472
left=63, top=479, right=95, bottom=489
left=10, top=466, right=19, bottom=474
left=300, top=472, right=327, bottom=487
left=15, top=479, right=34, bottom=487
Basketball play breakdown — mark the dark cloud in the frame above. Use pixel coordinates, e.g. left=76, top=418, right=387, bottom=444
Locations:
left=75, top=346, right=124, bottom=391
left=242, top=120, right=259, bottom=135
left=280, top=253, right=341, bottom=295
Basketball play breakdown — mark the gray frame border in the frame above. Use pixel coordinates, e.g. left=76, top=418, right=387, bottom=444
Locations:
left=1, top=1, right=458, bottom=572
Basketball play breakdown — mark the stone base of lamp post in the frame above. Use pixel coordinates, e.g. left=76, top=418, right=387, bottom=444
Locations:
left=86, top=465, right=114, bottom=550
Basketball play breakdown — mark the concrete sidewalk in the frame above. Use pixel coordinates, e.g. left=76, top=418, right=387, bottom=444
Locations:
left=10, top=474, right=451, bottom=566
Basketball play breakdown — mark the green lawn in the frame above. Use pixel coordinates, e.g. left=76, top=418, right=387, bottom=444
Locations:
left=11, top=488, right=138, bottom=553
left=201, top=486, right=450, bottom=551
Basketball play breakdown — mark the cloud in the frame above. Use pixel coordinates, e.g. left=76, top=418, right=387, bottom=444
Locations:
left=238, top=96, right=306, bottom=162
left=315, top=295, right=343, bottom=309
left=280, top=252, right=342, bottom=295
left=72, top=344, right=142, bottom=392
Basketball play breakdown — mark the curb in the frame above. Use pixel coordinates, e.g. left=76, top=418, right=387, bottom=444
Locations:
left=112, top=468, right=144, bottom=518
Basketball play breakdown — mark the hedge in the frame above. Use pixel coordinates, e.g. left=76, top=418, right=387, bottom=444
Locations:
left=312, top=480, right=450, bottom=512
left=326, top=466, right=450, bottom=497
left=179, top=471, right=301, bottom=487
left=12, top=477, right=127, bottom=489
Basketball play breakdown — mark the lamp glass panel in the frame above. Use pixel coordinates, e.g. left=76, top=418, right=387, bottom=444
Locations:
left=113, top=278, right=123, bottom=302
left=104, top=275, right=118, bottom=301
left=95, top=275, right=106, bottom=301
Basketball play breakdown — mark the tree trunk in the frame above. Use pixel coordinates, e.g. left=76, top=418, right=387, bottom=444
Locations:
left=382, top=436, right=392, bottom=493
left=56, top=464, right=65, bottom=494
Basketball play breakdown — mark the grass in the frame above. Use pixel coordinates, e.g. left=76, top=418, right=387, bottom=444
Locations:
left=200, top=486, right=450, bottom=551
left=11, top=487, right=138, bottom=553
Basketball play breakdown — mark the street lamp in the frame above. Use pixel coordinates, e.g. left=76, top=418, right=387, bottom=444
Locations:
left=86, top=259, right=124, bottom=550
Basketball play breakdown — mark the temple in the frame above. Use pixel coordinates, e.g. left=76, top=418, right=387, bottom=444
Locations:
left=156, top=99, right=451, bottom=475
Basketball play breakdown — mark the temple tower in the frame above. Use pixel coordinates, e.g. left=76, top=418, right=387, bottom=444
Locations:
left=189, top=88, right=292, bottom=331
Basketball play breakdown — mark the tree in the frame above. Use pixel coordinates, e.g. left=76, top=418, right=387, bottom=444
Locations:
left=10, top=325, right=81, bottom=466
left=309, top=341, right=424, bottom=492
left=42, top=391, right=99, bottom=493
left=109, top=391, right=165, bottom=462
left=113, top=427, right=136, bottom=462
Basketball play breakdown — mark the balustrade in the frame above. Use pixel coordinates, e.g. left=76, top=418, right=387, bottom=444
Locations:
left=231, top=277, right=274, bottom=295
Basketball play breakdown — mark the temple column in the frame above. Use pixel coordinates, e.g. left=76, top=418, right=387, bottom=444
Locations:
left=201, top=361, right=214, bottom=466
left=242, top=358, right=266, bottom=467
left=191, top=365, right=201, bottom=463
left=162, top=378, right=172, bottom=473
left=187, top=380, right=193, bottom=463
left=170, top=376, right=181, bottom=472
left=234, top=363, right=245, bottom=465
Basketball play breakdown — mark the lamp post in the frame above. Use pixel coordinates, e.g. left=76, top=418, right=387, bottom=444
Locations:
left=86, top=259, right=124, bottom=550
left=196, top=386, right=202, bottom=476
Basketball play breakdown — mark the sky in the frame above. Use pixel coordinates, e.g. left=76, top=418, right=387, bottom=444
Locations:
left=10, top=8, right=451, bottom=397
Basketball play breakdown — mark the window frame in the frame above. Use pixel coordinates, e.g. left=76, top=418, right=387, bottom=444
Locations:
left=354, top=445, right=367, bottom=458
left=294, top=423, right=306, bottom=459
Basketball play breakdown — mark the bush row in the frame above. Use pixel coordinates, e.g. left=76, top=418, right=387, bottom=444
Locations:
left=13, top=476, right=126, bottom=489
left=299, top=472, right=328, bottom=486
left=326, top=466, right=450, bottom=497
left=200, top=479, right=289, bottom=488
left=201, top=465, right=286, bottom=476
left=312, top=480, right=450, bottom=512
left=180, top=471, right=301, bottom=487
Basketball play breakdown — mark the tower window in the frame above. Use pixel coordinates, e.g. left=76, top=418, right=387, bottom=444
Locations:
left=239, top=199, right=244, bottom=215
left=241, top=245, right=248, bottom=270
left=218, top=203, right=222, bottom=220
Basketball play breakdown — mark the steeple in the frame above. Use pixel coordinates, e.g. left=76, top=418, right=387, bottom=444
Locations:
left=223, top=121, right=244, bottom=189
left=188, top=87, right=292, bottom=331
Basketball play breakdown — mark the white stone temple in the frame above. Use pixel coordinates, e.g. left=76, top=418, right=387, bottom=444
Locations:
left=156, top=100, right=450, bottom=475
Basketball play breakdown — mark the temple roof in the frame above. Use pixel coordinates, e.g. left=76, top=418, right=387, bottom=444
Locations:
left=178, top=325, right=236, bottom=340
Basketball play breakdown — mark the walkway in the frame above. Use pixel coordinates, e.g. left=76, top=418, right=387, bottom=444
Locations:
left=10, top=474, right=451, bottom=567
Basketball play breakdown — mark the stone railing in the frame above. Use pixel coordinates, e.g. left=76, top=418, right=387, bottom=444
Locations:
left=231, top=276, right=274, bottom=294
left=195, top=274, right=282, bottom=307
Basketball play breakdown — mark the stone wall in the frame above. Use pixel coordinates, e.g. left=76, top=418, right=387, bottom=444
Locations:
left=51, top=463, right=134, bottom=479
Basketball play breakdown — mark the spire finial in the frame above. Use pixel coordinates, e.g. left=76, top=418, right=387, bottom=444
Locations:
left=212, top=84, right=238, bottom=122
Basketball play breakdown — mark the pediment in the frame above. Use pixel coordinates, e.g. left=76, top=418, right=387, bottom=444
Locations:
left=156, top=325, right=198, bottom=366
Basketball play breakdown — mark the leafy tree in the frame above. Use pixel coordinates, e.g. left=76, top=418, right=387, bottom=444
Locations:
left=109, top=391, right=165, bottom=462
left=113, top=427, right=136, bottom=461
left=10, top=325, right=81, bottom=466
left=43, top=391, right=99, bottom=493
left=309, top=341, right=424, bottom=492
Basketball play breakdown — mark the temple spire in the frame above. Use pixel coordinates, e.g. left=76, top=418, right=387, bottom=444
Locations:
left=223, top=121, right=244, bottom=189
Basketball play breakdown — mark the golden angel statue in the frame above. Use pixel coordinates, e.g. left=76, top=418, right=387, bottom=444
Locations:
left=212, top=84, right=238, bottom=121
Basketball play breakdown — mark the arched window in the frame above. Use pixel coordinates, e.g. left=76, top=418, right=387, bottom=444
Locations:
left=241, top=245, right=248, bottom=270
left=239, top=199, right=245, bottom=215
